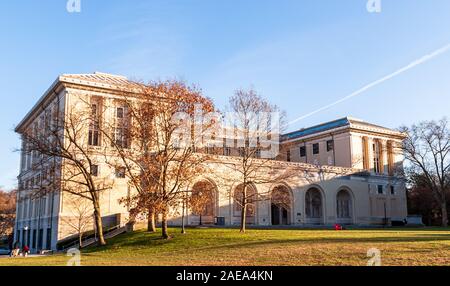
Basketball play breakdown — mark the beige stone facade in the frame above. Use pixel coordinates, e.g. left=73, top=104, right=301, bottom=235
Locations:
left=14, top=73, right=408, bottom=252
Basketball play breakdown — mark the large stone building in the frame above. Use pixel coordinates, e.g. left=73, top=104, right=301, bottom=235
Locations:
left=14, top=73, right=408, bottom=252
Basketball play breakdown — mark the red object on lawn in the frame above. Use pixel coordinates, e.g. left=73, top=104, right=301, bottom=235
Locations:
left=335, top=224, right=343, bottom=231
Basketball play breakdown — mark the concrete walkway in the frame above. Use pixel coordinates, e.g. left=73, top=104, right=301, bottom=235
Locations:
left=0, top=254, right=47, bottom=259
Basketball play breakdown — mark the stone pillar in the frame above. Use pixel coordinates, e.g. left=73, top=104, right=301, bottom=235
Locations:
left=366, top=137, right=374, bottom=172
left=380, top=140, right=388, bottom=175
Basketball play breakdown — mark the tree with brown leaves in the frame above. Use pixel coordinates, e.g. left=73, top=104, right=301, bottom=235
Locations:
left=102, top=80, right=216, bottom=239
left=189, top=181, right=216, bottom=226
left=0, top=189, right=16, bottom=239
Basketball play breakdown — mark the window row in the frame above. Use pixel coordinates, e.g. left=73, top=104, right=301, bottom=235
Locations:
left=88, top=103, right=131, bottom=148
left=17, top=195, right=53, bottom=220
left=90, top=165, right=126, bottom=179
left=286, top=140, right=334, bottom=162
left=376, top=185, right=396, bottom=195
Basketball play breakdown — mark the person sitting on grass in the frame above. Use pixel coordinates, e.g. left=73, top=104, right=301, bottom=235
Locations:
left=10, top=242, right=20, bottom=257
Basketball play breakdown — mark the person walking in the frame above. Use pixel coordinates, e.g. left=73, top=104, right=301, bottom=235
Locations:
left=22, top=245, right=30, bottom=257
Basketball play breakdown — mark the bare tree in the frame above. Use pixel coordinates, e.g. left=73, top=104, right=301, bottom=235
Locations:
left=400, top=118, right=450, bottom=227
left=102, top=80, right=216, bottom=239
left=19, top=100, right=114, bottom=246
left=224, top=88, right=292, bottom=233
left=62, top=198, right=93, bottom=248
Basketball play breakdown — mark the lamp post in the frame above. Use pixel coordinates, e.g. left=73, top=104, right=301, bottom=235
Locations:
left=23, top=226, right=29, bottom=248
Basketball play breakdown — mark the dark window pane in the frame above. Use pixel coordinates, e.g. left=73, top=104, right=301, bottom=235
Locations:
left=313, top=143, right=320, bottom=154
left=327, top=140, right=334, bottom=152
left=117, top=107, right=124, bottom=118
left=300, top=146, right=306, bottom=157
left=91, top=165, right=99, bottom=177
left=378, top=185, right=383, bottom=194
left=115, top=167, right=126, bottom=178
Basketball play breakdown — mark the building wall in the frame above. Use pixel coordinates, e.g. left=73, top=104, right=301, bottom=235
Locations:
left=15, top=89, right=66, bottom=252
left=281, top=132, right=353, bottom=167
left=166, top=159, right=407, bottom=228
left=281, top=129, right=404, bottom=177
left=14, top=77, right=409, bottom=251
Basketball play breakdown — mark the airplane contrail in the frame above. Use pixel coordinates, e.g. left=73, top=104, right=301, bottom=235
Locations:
left=288, top=43, right=450, bottom=126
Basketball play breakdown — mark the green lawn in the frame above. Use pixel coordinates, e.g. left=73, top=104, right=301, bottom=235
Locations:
left=1, top=227, right=450, bottom=266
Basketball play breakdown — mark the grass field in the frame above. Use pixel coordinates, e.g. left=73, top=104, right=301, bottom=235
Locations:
left=1, top=227, right=449, bottom=266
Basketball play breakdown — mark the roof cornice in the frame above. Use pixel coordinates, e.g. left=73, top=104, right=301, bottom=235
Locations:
left=15, top=76, right=63, bottom=133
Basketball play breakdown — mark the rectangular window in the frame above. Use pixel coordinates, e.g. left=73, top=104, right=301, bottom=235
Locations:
left=255, top=148, right=261, bottom=158
left=377, top=185, right=384, bottom=194
left=38, top=229, right=43, bottom=250
left=327, top=140, right=334, bottom=152
left=113, top=105, right=130, bottom=149
left=88, top=103, right=101, bottom=146
left=300, top=146, right=306, bottom=157
left=373, top=142, right=381, bottom=173
left=313, top=143, right=320, bottom=155
left=116, top=107, right=124, bottom=119
left=286, top=150, right=291, bottom=162
left=32, top=229, right=36, bottom=249
left=27, top=230, right=31, bottom=247
left=91, top=165, right=99, bottom=177
left=390, top=186, right=395, bottom=195
left=114, top=128, right=127, bottom=148
left=46, top=228, right=52, bottom=250
left=20, top=139, right=27, bottom=171
left=115, top=167, right=126, bottom=178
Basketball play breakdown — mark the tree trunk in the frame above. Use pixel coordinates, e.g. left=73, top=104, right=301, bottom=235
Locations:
left=161, top=209, right=170, bottom=239
left=240, top=185, right=247, bottom=233
left=199, top=214, right=202, bottom=226
left=79, top=233, right=83, bottom=249
left=240, top=204, right=247, bottom=233
left=181, top=199, right=186, bottom=234
left=441, top=202, right=448, bottom=227
left=147, top=207, right=156, bottom=232
left=93, top=202, right=106, bottom=246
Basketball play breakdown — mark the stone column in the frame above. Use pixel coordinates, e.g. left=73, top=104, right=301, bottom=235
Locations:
left=366, top=137, right=374, bottom=172
left=380, top=140, right=388, bottom=175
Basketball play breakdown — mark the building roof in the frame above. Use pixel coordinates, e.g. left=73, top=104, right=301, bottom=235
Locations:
left=15, top=72, right=141, bottom=132
left=60, top=72, right=138, bottom=89
left=282, top=117, right=405, bottom=141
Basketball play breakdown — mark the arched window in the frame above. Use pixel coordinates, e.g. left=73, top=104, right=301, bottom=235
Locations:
left=305, top=188, right=322, bottom=218
left=271, top=185, right=292, bottom=225
left=336, top=190, right=352, bottom=219
left=191, top=181, right=216, bottom=217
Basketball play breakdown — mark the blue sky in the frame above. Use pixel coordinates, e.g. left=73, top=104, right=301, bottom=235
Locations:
left=1, top=0, right=450, bottom=189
